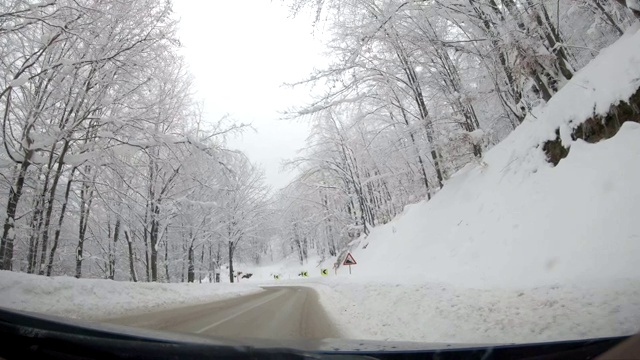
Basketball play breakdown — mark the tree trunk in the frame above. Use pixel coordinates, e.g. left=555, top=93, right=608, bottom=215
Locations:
left=396, top=49, right=444, bottom=187
left=389, top=94, right=431, bottom=198
left=27, top=192, right=45, bottom=274
left=149, top=202, right=160, bottom=282
left=208, top=245, right=213, bottom=283
left=0, top=158, right=31, bottom=270
left=292, top=222, right=305, bottom=264
left=75, top=238, right=85, bottom=278
left=594, top=0, right=625, bottom=35
left=527, top=0, right=573, bottom=80
left=143, top=206, right=151, bottom=282
left=46, top=167, right=77, bottom=276
left=469, top=0, right=525, bottom=123
left=187, top=242, right=195, bottom=283
left=38, top=141, right=69, bottom=275
left=124, top=230, right=138, bottom=282
left=75, top=175, right=93, bottom=279
left=199, top=245, right=204, bottom=283
left=164, top=238, right=170, bottom=282
left=181, top=236, right=186, bottom=283
left=228, top=241, right=234, bottom=283
left=108, top=217, right=120, bottom=280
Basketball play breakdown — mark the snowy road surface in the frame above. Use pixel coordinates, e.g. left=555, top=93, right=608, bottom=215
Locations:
left=107, top=286, right=341, bottom=340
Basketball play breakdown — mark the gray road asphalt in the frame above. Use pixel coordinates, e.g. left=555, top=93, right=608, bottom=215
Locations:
left=106, top=286, right=341, bottom=341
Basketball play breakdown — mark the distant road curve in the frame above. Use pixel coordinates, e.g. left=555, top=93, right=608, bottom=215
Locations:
left=107, top=286, right=341, bottom=341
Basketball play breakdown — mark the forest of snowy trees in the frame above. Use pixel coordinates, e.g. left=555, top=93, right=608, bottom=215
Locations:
left=0, top=0, right=271, bottom=283
left=0, top=0, right=638, bottom=282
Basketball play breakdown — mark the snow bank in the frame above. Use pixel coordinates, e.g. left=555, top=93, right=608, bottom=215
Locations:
left=344, top=26, right=640, bottom=288
left=302, top=278, right=640, bottom=343
left=0, top=271, right=262, bottom=320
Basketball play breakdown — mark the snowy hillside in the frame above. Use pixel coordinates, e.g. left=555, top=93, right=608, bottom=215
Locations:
left=341, top=25, right=640, bottom=288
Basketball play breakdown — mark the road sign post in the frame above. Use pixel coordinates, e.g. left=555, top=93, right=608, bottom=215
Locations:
left=342, top=253, right=357, bottom=274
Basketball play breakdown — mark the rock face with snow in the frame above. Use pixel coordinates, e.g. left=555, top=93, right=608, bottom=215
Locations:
left=345, top=26, right=640, bottom=289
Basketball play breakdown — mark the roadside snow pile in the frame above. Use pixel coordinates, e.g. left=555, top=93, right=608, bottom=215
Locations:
left=345, top=26, right=640, bottom=288
left=305, top=279, right=640, bottom=343
left=0, top=271, right=262, bottom=320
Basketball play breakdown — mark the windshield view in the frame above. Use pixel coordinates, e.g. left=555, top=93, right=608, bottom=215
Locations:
left=1, top=0, right=640, bottom=358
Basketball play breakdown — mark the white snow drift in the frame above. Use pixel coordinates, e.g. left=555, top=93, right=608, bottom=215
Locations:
left=0, top=270, right=261, bottom=320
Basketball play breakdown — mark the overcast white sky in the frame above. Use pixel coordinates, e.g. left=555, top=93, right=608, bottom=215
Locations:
left=171, top=1, right=324, bottom=189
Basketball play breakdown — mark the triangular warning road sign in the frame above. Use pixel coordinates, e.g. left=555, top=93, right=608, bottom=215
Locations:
left=343, top=252, right=357, bottom=265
